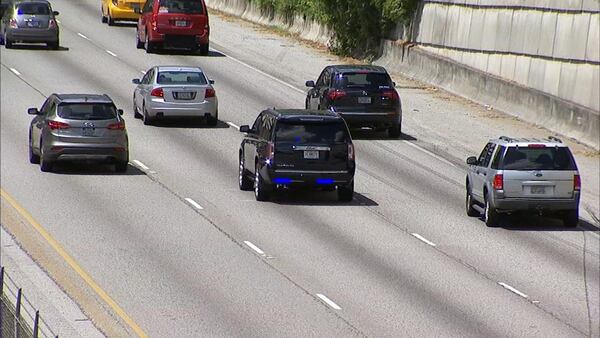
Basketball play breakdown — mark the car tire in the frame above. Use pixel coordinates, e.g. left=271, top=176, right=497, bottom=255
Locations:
left=133, top=97, right=142, bottom=118
left=466, top=185, right=478, bottom=217
left=142, top=104, right=153, bottom=125
left=388, top=124, right=401, bottom=138
left=198, top=43, right=209, bottom=56
left=563, top=209, right=579, bottom=228
left=239, top=154, right=253, bottom=191
left=115, top=161, right=128, bottom=173
left=108, top=13, right=115, bottom=26
left=29, top=134, right=40, bottom=164
left=338, top=181, right=354, bottom=202
left=254, top=162, right=271, bottom=201
left=5, top=38, right=13, bottom=49
left=39, top=143, right=53, bottom=172
left=47, top=38, right=59, bottom=50
left=206, top=112, right=218, bottom=126
left=136, top=30, right=144, bottom=49
left=483, top=194, right=500, bottom=227
left=144, top=31, right=155, bottom=53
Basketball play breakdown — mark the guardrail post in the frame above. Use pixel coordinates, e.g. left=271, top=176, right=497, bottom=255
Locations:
left=15, top=288, right=22, bottom=338
left=33, top=310, right=39, bottom=338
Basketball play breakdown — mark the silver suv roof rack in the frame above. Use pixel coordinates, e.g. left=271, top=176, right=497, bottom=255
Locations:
left=547, top=136, right=562, bottom=143
left=499, top=136, right=513, bottom=142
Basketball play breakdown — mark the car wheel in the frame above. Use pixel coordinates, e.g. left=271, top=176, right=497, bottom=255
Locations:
left=144, top=31, right=155, bottom=53
left=39, top=142, right=53, bottom=172
left=239, top=154, right=253, bottom=191
left=142, top=103, right=153, bottom=125
left=206, top=112, right=218, bottom=126
left=115, top=161, right=128, bottom=173
left=338, top=181, right=354, bottom=202
left=108, top=13, right=115, bottom=26
left=197, top=43, right=209, bottom=56
left=483, top=194, right=500, bottom=227
left=388, top=123, right=401, bottom=138
left=254, top=162, right=271, bottom=201
left=466, top=185, right=478, bottom=217
left=133, top=97, right=142, bottom=118
left=47, top=38, right=59, bottom=50
left=29, top=133, right=40, bottom=164
left=136, top=29, right=144, bottom=49
left=562, top=209, right=579, bottom=228
left=5, top=38, right=13, bottom=49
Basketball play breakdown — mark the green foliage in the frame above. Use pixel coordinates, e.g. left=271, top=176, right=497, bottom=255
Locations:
left=250, top=0, right=418, bottom=58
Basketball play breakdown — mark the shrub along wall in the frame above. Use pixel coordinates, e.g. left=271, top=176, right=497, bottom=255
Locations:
left=248, top=0, right=418, bottom=58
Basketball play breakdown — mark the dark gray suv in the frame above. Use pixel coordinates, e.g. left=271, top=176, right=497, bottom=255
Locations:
left=2, top=0, right=59, bottom=49
left=28, top=94, right=129, bottom=173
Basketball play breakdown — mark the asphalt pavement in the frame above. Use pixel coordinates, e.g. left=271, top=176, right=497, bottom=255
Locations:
left=1, top=0, right=598, bottom=337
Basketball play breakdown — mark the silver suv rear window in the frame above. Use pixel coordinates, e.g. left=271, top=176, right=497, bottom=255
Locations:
left=58, top=103, right=117, bottom=120
left=501, top=146, right=576, bottom=170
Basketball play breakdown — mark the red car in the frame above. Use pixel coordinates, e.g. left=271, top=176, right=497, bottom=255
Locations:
left=136, top=0, right=209, bottom=55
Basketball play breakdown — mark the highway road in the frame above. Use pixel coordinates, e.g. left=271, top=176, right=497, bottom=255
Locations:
left=1, top=0, right=599, bottom=337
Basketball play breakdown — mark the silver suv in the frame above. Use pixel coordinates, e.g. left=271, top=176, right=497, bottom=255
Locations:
left=465, top=136, right=580, bottom=227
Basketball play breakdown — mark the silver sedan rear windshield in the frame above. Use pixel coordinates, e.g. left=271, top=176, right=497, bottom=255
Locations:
left=157, top=71, right=207, bottom=85
left=17, top=3, right=50, bottom=15
left=58, top=104, right=117, bottom=120
left=501, top=147, right=577, bottom=170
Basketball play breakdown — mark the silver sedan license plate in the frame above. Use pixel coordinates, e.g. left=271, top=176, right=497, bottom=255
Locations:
left=531, top=186, right=546, bottom=194
left=176, top=92, right=193, bottom=100
left=304, top=150, right=319, bottom=159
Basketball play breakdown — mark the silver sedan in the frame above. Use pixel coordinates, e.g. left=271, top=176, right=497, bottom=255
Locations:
left=132, top=66, right=218, bottom=125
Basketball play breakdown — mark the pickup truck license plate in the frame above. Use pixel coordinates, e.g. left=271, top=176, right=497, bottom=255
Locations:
left=303, top=150, right=319, bottom=159
left=531, top=186, right=546, bottom=194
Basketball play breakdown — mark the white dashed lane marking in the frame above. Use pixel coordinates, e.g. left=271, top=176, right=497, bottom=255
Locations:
left=132, top=160, right=149, bottom=171
left=403, top=140, right=457, bottom=167
left=105, top=50, right=117, bottom=57
left=226, top=122, right=240, bottom=130
left=411, top=233, right=436, bottom=247
left=244, top=241, right=265, bottom=256
left=9, top=68, right=21, bottom=76
left=184, top=198, right=203, bottom=210
left=498, top=282, right=529, bottom=299
left=316, top=294, right=342, bottom=310
left=77, top=33, right=89, bottom=40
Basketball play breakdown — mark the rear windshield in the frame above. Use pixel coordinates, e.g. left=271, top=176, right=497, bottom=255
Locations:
left=58, top=103, right=117, bottom=120
left=334, top=72, right=393, bottom=90
left=275, top=121, right=349, bottom=143
left=158, top=0, right=204, bottom=14
left=17, top=3, right=50, bottom=15
left=157, top=71, right=206, bottom=84
left=501, top=147, right=577, bottom=170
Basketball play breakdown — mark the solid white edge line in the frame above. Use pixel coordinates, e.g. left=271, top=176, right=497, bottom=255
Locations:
left=402, top=140, right=456, bottom=167
left=226, top=121, right=240, bottom=130
left=316, top=294, right=342, bottom=310
left=132, top=160, right=149, bottom=170
left=243, top=241, right=265, bottom=256
left=184, top=198, right=204, bottom=210
left=498, top=282, right=529, bottom=299
left=77, top=33, right=89, bottom=40
left=140, top=70, right=146, bottom=75
left=106, top=50, right=117, bottom=57
left=9, top=67, right=21, bottom=76
left=411, top=233, right=436, bottom=247
left=210, top=46, right=305, bottom=95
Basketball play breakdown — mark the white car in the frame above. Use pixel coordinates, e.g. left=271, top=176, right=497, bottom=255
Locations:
left=132, top=66, right=218, bottom=125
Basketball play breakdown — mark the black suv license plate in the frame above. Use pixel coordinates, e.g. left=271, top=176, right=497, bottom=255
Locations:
left=304, top=150, right=319, bottom=159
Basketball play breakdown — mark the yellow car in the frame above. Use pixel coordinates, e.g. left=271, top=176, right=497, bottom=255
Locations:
left=101, top=0, right=145, bottom=25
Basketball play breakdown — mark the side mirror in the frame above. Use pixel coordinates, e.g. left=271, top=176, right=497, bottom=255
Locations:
left=239, top=125, right=250, bottom=133
left=117, top=109, right=124, bottom=116
left=209, top=79, right=215, bottom=84
left=132, top=78, right=141, bottom=84
left=466, top=156, right=478, bottom=165
left=305, top=80, right=315, bottom=88
left=393, top=82, right=396, bottom=87
left=27, top=108, right=40, bottom=115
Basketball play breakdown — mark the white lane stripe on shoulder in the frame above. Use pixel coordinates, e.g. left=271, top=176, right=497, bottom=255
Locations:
left=9, top=68, right=21, bottom=76
left=403, top=140, right=456, bottom=167
left=184, top=198, right=203, bottom=210
left=77, top=33, right=89, bottom=40
left=316, top=294, right=342, bottom=310
left=105, top=50, right=117, bottom=57
left=243, top=241, right=266, bottom=256
left=498, top=282, right=529, bottom=299
left=132, top=160, right=149, bottom=170
left=411, top=233, right=436, bottom=247
left=226, top=122, right=240, bottom=130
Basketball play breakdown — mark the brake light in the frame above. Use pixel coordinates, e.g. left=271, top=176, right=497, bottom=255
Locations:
left=9, top=19, right=17, bottom=28
left=574, top=174, right=581, bottom=191
left=327, top=90, right=346, bottom=101
left=107, top=121, right=125, bottom=130
left=150, top=88, right=164, bottom=98
left=265, top=141, right=274, bottom=165
left=348, top=143, right=355, bottom=161
left=382, top=90, right=399, bottom=101
left=205, top=88, right=215, bottom=98
left=528, top=144, right=546, bottom=148
left=493, top=174, right=503, bottom=190
left=48, top=19, right=56, bottom=29
left=47, top=121, right=70, bottom=130
left=151, top=13, right=158, bottom=30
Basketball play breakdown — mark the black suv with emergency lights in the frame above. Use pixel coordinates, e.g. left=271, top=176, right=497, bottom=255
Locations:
left=238, top=109, right=356, bottom=202
left=305, top=65, right=402, bottom=138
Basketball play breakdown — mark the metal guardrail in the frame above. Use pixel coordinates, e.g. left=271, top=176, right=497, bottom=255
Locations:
left=0, top=267, right=58, bottom=338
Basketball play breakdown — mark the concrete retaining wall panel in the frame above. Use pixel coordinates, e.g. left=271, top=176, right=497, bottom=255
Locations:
left=526, top=57, right=546, bottom=90
left=572, top=64, right=595, bottom=110
left=433, top=5, right=450, bottom=45
left=481, top=10, right=499, bottom=50
left=417, top=5, right=436, bottom=43
left=592, top=68, right=600, bottom=112
left=586, top=14, right=600, bottom=61
left=570, top=14, right=592, bottom=61
left=445, top=6, right=463, bottom=46
left=538, top=12, right=558, bottom=56
left=495, top=9, right=514, bottom=52
left=514, top=57, right=532, bottom=85
left=582, top=0, right=600, bottom=11
left=558, top=62, right=578, bottom=101
left=500, top=54, right=517, bottom=79
left=543, top=60, right=562, bottom=97
left=487, top=54, right=503, bottom=76
left=468, top=8, right=486, bottom=50
left=553, top=14, right=576, bottom=60
left=521, top=10, right=543, bottom=56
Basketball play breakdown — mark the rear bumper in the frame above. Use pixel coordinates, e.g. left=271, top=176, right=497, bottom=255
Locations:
left=492, top=195, right=580, bottom=211
left=149, top=31, right=209, bottom=46
left=5, top=29, right=58, bottom=42
left=108, top=3, right=141, bottom=20
left=146, top=98, right=217, bottom=118
left=43, top=142, right=128, bottom=162
left=263, top=167, right=355, bottom=187
left=334, top=110, right=401, bottom=128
